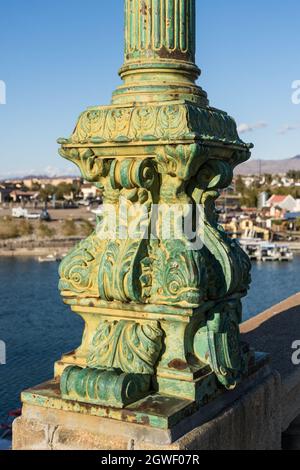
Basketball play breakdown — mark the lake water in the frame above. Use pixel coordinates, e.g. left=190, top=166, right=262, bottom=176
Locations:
left=0, top=255, right=300, bottom=422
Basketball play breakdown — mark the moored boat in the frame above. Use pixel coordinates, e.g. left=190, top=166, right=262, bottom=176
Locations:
left=239, top=240, right=294, bottom=262
left=238, top=239, right=262, bottom=260
left=37, top=254, right=61, bottom=263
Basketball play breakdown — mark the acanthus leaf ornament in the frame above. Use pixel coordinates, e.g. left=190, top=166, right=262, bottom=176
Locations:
left=88, top=319, right=163, bottom=375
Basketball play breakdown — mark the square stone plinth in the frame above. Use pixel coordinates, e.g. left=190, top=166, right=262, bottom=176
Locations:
left=13, top=363, right=282, bottom=450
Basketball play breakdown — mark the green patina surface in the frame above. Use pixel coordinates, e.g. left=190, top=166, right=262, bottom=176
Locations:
left=22, top=1, right=255, bottom=423
left=21, top=380, right=196, bottom=430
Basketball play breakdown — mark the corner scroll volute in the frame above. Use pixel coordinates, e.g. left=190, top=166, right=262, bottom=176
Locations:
left=59, top=147, right=112, bottom=183
left=156, top=143, right=209, bottom=182
left=109, top=158, right=159, bottom=194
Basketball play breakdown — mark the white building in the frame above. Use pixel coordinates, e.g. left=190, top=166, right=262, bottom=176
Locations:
left=81, top=184, right=98, bottom=200
left=257, top=191, right=269, bottom=210
left=266, top=195, right=296, bottom=212
left=294, top=199, right=300, bottom=211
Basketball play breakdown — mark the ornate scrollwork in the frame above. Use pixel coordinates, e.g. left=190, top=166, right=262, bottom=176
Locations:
left=156, top=104, right=187, bottom=138
left=61, top=103, right=250, bottom=147
left=59, top=147, right=111, bottom=183
left=59, top=233, right=105, bottom=297
left=105, top=108, right=132, bottom=141
left=130, top=106, right=157, bottom=139
left=61, top=366, right=152, bottom=408
left=149, top=239, right=205, bottom=308
left=110, top=158, right=157, bottom=191
left=88, top=320, right=163, bottom=375
left=156, top=143, right=208, bottom=181
left=72, top=109, right=107, bottom=143
left=194, top=300, right=248, bottom=390
left=191, top=159, right=251, bottom=299
left=156, top=143, right=209, bottom=203
left=98, top=237, right=150, bottom=303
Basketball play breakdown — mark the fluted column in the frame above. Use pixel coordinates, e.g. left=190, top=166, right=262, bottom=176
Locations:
left=124, top=0, right=196, bottom=63
left=113, top=0, right=208, bottom=106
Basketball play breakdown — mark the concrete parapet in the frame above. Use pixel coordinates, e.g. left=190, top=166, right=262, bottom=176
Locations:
left=13, top=366, right=281, bottom=451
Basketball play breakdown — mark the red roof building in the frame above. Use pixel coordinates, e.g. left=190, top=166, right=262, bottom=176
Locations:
left=266, top=194, right=296, bottom=212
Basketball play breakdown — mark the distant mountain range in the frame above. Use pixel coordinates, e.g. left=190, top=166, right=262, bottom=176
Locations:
left=235, top=155, right=300, bottom=175
left=0, top=174, right=78, bottom=182
left=1, top=156, right=300, bottom=180
left=0, top=166, right=80, bottom=181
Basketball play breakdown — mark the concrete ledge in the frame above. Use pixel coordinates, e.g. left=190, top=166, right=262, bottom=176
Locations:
left=13, top=367, right=281, bottom=451
left=241, top=292, right=300, bottom=432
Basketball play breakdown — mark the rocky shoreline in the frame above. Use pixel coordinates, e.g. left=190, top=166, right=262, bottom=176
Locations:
left=0, top=237, right=83, bottom=257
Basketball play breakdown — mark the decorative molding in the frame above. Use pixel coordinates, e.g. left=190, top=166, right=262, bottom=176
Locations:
left=58, top=103, right=250, bottom=149
left=61, top=366, right=151, bottom=408
left=88, top=320, right=163, bottom=374
left=194, top=300, right=249, bottom=390
left=59, top=233, right=104, bottom=297
left=150, top=239, right=205, bottom=308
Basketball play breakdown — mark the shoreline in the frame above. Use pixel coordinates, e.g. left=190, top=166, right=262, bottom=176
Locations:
left=0, top=238, right=300, bottom=258
left=286, top=242, right=300, bottom=253
left=0, top=237, right=83, bottom=258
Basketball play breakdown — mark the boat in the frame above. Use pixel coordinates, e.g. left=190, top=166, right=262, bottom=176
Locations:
left=37, top=254, right=60, bottom=263
left=238, top=239, right=294, bottom=262
left=272, top=244, right=294, bottom=262
left=254, top=243, right=294, bottom=262
left=238, top=239, right=263, bottom=260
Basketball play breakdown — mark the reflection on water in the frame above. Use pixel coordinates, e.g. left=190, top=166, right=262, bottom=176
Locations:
left=0, top=256, right=299, bottom=420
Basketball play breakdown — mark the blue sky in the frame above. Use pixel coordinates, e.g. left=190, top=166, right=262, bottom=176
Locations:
left=0, top=0, right=300, bottom=177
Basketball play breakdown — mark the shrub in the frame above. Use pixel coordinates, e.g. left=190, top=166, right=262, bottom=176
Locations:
left=272, top=219, right=283, bottom=227
left=18, top=220, right=34, bottom=237
left=0, top=219, right=19, bottom=239
left=62, top=219, right=78, bottom=237
left=38, top=223, right=56, bottom=239
left=79, top=219, right=94, bottom=237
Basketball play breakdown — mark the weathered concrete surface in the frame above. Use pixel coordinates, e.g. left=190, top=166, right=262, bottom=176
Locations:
left=241, top=293, right=300, bottom=432
left=13, top=368, right=281, bottom=451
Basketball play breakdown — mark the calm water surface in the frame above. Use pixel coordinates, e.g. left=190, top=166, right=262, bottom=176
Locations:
left=0, top=256, right=300, bottom=421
